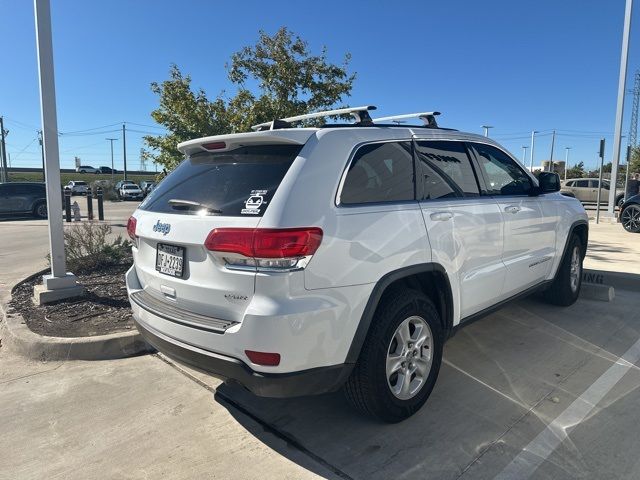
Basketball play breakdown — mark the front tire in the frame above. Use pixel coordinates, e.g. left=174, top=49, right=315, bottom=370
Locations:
left=344, top=288, right=443, bottom=423
left=621, top=205, right=640, bottom=233
left=543, top=234, right=583, bottom=306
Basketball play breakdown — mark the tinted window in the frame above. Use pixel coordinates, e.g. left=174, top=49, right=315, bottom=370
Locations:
left=472, top=143, right=533, bottom=195
left=13, top=184, right=43, bottom=195
left=565, top=181, right=574, bottom=187
left=140, top=144, right=301, bottom=217
left=415, top=141, right=479, bottom=199
left=340, top=142, right=414, bottom=205
left=575, top=180, right=589, bottom=187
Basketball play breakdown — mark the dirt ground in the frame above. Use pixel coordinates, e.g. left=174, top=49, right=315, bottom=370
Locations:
left=9, top=262, right=134, bottom=337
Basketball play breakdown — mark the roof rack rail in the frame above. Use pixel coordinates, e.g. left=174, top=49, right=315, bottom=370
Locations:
left=372, top=111, right=441, bottom=128
left=251, top=105, right=377, bottom=131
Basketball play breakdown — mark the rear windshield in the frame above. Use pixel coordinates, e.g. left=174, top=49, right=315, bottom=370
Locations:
left=123, top=185, right=138, bottom=189
left=139, top=144, right=302, bottom=217
left=75, top=181, right=87, bottom=185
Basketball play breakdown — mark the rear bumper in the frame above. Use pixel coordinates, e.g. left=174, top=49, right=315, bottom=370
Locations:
left=135, top=317, right=353, bottom=397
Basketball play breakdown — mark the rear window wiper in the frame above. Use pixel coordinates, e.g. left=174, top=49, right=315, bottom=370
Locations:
left=168, top=199, right=223, bottom=214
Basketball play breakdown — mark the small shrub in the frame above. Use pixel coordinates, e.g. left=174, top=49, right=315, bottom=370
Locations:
left=60, top=222, right=132, bottom=273
left=90, top=180, right=118, bottom=201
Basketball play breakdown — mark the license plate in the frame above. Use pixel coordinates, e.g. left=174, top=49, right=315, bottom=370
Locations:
left=156, top=243, right=185, bottom=278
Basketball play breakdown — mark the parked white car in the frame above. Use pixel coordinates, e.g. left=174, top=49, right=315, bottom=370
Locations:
left=76, top=165, right=98, bottom=174
left=66, top=180, right=88, bottom=195
left=119, top=184, right=144, bottom=200
left=126, top=106, right=588, bottom=422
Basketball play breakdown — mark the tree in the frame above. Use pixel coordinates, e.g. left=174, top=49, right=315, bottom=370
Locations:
left=565, top=161, right=585, bottom=179
left=630, top=146, right=640, bottom=175
left=144, top=27, right=356, bottom=170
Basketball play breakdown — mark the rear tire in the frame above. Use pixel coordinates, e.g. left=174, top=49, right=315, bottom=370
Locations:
left=33, top=201, right=48, bottom=219
left=543, top=234, right=583, bottom=306
left=344, top=288, right=443, bottom=423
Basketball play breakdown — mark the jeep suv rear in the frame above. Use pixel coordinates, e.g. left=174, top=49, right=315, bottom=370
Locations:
left=127, top=106, right=588, bottom=422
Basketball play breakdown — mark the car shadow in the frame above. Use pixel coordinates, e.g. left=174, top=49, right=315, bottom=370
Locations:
left=213, top=291, right=640, bottom=480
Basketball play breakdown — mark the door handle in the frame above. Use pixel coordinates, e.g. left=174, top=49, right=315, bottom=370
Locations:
left=430, top=211, right=453, bottom=221
left=504, top=205, right=521, bottom=214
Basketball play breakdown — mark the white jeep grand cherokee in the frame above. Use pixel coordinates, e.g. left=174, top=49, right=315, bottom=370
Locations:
left=126, top=107, right=588, bottom=422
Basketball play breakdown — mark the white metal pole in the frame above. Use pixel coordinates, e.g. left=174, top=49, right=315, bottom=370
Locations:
left=521, top=145, right=529, bottom=164
left=34, top=0, right=66, bottom=277
left=529, top=130, right=537, bottom=170
left=33, top=0, right=81, bottom=302
left=608, top=0, right=634, bottom=215
left=564, top=147, right=571, bottom=181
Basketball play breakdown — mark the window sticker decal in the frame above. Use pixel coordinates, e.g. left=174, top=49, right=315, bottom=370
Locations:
left=241, top=190, right=268, bottom=214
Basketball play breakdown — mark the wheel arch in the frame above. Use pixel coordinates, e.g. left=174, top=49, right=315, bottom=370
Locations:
left=345, top=263, right=454, bottom=364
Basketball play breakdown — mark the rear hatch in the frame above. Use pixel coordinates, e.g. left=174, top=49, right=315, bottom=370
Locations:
left=132, top=140, right=306, bottom=323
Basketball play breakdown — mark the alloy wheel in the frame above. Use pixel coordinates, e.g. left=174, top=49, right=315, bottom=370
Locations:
left=386, top=316, right=433, bottom=400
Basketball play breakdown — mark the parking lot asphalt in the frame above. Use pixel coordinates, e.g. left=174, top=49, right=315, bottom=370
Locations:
left=0, top=200, right=138, bottom=295
left=1, top=202, right=640, bottom=479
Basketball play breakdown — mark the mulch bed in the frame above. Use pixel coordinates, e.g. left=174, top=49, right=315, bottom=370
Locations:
left=10, top=262, right=135, bottom=337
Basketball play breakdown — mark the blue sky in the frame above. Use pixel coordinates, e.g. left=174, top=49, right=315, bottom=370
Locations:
left=1, top=0, right=639, bottom=171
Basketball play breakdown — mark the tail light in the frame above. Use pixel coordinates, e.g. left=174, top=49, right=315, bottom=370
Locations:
left=127, top=216, right=138, bottom=246
left=205, top=227, right=323, bottom=271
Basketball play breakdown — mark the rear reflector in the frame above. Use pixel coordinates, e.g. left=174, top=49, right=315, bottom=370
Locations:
left=127, top=216, right=137, bottom=242
left=245, top=350, right=281, bottom=366
left=201, top=141, right=226, bottom=150
left=205, top=227, right=323, bottom=258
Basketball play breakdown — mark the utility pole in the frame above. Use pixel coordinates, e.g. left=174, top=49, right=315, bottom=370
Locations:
left=33, top=0, right=83, bottom=303
left=608, top=0, right=634, bottom=216
left=521, top=145, right=529, bottom=164
left=38, top=130, right=45, bottom=181
left=106, top=137, right=117, bottom=183
left=548, top=130, right=556, bottom=172
left=529, top=130, right=538, bottom=171
left=564, top=147, right=571, bottom=181
left=0, top=117, right=8, bottom=182
left=482, top=125, right=493, bottom=137
left=122, top=123, right=127, bottom=180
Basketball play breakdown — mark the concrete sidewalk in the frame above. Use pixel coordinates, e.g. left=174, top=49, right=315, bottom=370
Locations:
left=583, top=220, right=640, bottom=275
left=0, top=351, right=337, bottom=480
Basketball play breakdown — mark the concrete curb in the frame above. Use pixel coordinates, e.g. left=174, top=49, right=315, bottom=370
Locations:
left=583, top=269, right=640, bottom=293
left=0, top=270, right=152, bottom=361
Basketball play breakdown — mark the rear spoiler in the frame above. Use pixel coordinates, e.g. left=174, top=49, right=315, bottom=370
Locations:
left=177, top=129, right=314, bottom=156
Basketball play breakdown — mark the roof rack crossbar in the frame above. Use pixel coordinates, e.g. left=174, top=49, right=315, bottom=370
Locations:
left=251, top=105, right=377, bottom=131
left=372, top=111, right=441, bottom=128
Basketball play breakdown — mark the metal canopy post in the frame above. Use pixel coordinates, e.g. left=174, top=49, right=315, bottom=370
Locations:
left=608, top=0, right=634, bottom=216
left=33, top=0, right=83, bottom=304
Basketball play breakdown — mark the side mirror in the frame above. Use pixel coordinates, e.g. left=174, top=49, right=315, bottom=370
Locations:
left=536, top=171, right=561, bottom=193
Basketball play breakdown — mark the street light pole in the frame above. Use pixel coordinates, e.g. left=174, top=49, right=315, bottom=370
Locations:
left=529, top=130, right=538, bottom=171
left=564, top=147, right=572, bottom=181
left=549, top=130, right=556, bottom=172
left=482, top=125, right=493, bottom=137
left=521, top=145, right=529, bottom=164
left=33, top=0, right=83, bottom=303
left=106, top=137, right=117, bottom=183
left=608, top=0, right=634, bottom=216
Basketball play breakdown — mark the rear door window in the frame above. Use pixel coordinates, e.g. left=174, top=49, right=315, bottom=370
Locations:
left=140, top=144, right=302, bottom=217
left=415, top=140, right=479, bottom=199
left=575, top=180, right=589, bottom=188
left=340, top=141, right=414, bottom=205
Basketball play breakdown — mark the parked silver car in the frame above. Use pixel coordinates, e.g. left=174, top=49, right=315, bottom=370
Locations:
left=66, top=180, right=89, bottom=195
left=561, top=178, right=625, bottom=207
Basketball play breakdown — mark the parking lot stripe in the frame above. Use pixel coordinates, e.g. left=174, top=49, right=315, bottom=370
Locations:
left=494, top=336, right=640, bottom=480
